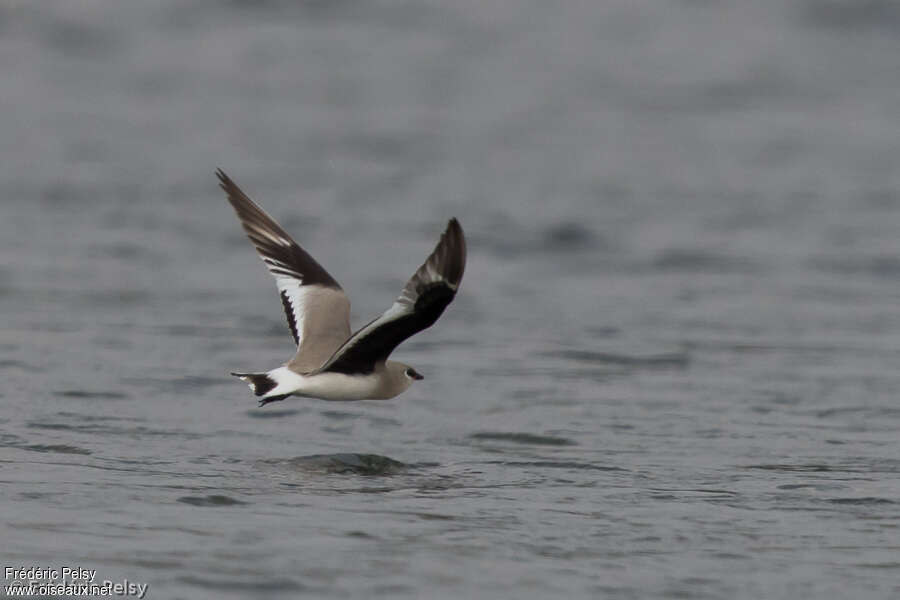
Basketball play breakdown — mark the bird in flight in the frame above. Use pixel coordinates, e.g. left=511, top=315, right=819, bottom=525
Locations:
left=217, top=169, right=466, bottom=406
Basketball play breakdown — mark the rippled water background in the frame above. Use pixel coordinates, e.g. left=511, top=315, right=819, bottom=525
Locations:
left=2, top=1, right=900, bottom=598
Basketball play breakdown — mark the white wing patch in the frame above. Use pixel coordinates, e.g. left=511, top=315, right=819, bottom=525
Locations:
left=218, top=169, right=351, bottom=354
left=276, top=278, right=312, bottom=347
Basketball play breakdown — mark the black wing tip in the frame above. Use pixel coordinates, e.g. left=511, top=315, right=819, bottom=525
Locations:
left=441, top=218, right=466, bottom=287
left=216, top=167, right=232, bottom=189
left=216, top=169, right=280, bottom=237
left=217, top=169, right=344, bottom=291
left=446, top=218, right=463, bottom=241
left=216, top=168, right=251, bottom=211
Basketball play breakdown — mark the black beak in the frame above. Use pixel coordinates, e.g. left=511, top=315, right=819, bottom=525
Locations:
left=412, top=371, right=424, bottom=380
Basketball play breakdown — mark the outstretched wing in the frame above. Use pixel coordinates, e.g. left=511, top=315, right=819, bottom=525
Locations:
left=218, top=169, right=351, bottom=369
left=317, top=218, right=466, bottom=376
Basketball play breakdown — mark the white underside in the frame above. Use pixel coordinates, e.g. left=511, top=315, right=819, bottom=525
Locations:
left=261, top=366, right=395, bottom=401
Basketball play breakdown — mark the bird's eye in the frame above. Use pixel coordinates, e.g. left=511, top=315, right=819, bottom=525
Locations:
left=405, top=368, right=414, bottom=377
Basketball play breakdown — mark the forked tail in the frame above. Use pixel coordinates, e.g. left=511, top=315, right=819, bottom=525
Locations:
left=231, top=372, right=288, bottom=406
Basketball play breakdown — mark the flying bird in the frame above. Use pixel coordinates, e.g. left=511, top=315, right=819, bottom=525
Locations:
left=217, top=169, right=466, bottom=406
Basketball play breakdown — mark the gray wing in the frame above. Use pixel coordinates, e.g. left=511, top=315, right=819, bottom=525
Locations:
left=218, top=169, right=351, bottom=371
left=316, top=218, right=466, bottom=376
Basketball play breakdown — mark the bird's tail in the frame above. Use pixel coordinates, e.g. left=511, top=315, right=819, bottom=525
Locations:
left=232, top=370, right=293, bottom=407
left=231, top=372, right=278, bottom=396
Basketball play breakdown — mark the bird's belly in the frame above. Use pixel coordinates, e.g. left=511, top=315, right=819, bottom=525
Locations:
left=295, top=371, right=385, bottom=401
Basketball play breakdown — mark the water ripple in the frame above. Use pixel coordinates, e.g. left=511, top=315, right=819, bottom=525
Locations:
left=54, top=390, right=129, bottom=400
left=483, top=460, right=625, bottom=472
left=469, top=432, right=577, bottom=446
left=177, top=495, right=248, bottom=507
left=262, top=454, right=408, bottom=476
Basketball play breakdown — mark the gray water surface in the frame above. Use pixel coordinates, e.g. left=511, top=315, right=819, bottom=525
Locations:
left=2, top=1, right=900, bottom=598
